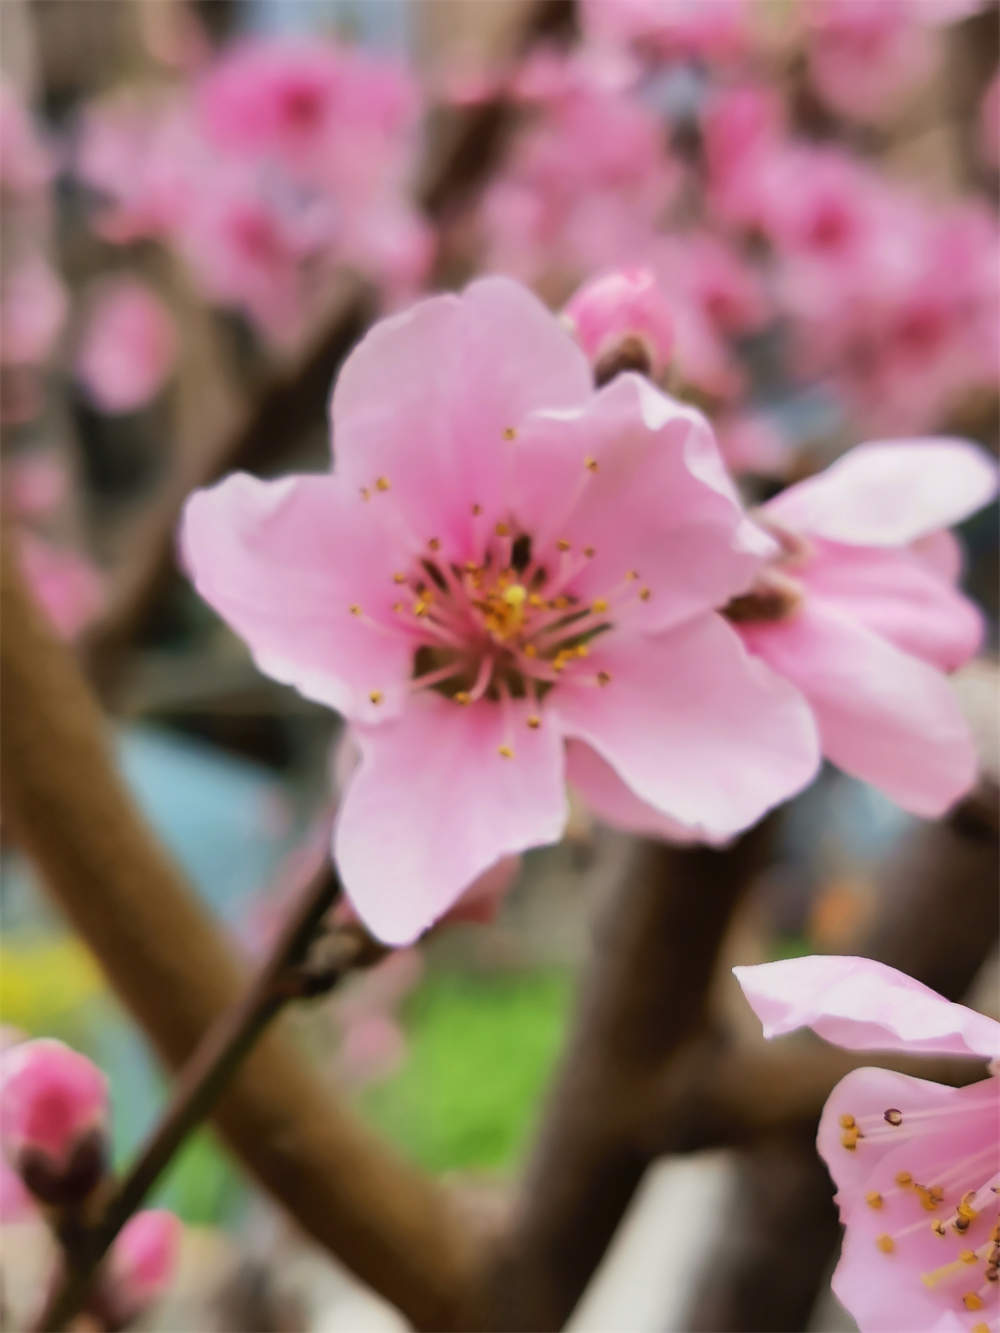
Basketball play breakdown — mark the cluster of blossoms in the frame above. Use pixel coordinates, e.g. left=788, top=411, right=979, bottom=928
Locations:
left=0, top=1037, right=180, bottom=1328
left=182, top=276, right=997, bottom=945
left=737, top=956, right=999, bottom=1333
left=74, top=34, right=431, bottom=350
left=467, top=0, right=998, bottom=463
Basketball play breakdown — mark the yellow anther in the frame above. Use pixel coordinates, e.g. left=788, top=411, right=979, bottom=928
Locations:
left=596, top=670, right=612, bottom=687
left=349, top=604, right=362, bottom=616
left=393, top=572, right=407, bottom=583
left=526, top=715, right=541, bottom=729
left=574, top=644, right=589, bottom=658
left=972, top=1324, right=990, bottom=1333
left=503, top=426, right=517, bottom=440
left=626, top=569, right=639, bottom=581
left=524, top=643, right=537, bottom=658
left=471, top=503, right=483, bottom=516
left=369, top=690, right=383, bottom=705
left=454, top=691, right=471, bottom=705
left=392, top=601, right=405, bottom=613
left=503, top=585, right=527, bottom=607
left=896, top=1172, right=913, bottom=1187
left=375, top=476, right=391, bottom=492
left=592, top=598, right=609, bottom=614
left=917, top=1186, right=941, bottom=1212
left=584, top=456, right=598, bottom=472
left=465, top=561, right=480, bottom=573
left=866, top=1192, right=883, bottom=1210
left=428, top=537, right=441, bottom=551
left=639, top=587, right=652, bottom=602
left=883, top=1108, right=903, bottom=1126
left=931, top=1220, right=947, bottom=1237
left=360, top=487, right=371, bottom=501
left=528, top=593, right=545, bottom=608
left=413, top=600, right=429, bottom=617
left=841, top=1126, right=862, bottom=1150
left=498, top=745, right=514, bottom=759
left=583, top=546, right=596, bottom=558
left=960, top=1251, right=978, bottom=1265
left=963, top=1293, right=984, bottom=1311
left=552, top=595, right=570, bottom=610
left=840, top=1115, right=857, bottom=1129
left=557, top=538, right=572, bottom=552
left=876, top=1235, right=895, bottom=1254
left=495, top=521, right=511, bottom=537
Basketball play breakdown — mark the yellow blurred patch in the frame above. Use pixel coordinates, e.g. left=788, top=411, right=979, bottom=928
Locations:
left=1, top=940, right=103, bottom=1032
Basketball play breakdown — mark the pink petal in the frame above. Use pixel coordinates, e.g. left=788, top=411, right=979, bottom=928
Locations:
left=764, top=440, right=998, bottom=547
left=329, top=277, right=591, bottom=559
left=509, top=375, right=776, bottom=634
left=333, top=694, right=567, bottom=944
left=566, top=739, right=706, bottom=844
left=75, top=277, right=177, bottom=414
left=549, top=614, right=820, bottom=839
left=180, top=473, right=413, bottom=723
left=740, top=601, right=978, bottom=815
left=733, top=956, right=1000, bottom=1059
left=801, top=541, right=984, bottom=672
left=911, top=530, right=964, bottom=584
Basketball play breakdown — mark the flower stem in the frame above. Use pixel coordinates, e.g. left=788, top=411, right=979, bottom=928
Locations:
left=35, top=865, right=381, bottom=1332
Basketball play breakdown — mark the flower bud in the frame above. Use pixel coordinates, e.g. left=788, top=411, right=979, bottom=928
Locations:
left=0, top=1039, right=109, bottom=1206
left=104, top=1210, right=182, bottom=1328
left=563, top=268, right=675, bottom=386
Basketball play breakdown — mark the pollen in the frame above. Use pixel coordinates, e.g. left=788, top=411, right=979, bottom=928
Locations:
left=455, top=691, right=471, bottom=705
left=896, top=1172, right=913, bottom=1187
left=583, top=546, right=596, bottom=558
left=495, top=521, right=511, bottom=537
left=584, top=456, right=598, bottom=472
left=639, top=587, right=652, bottom=601
left=972, top=1325, right=990, bottom=1333
left=413, top=600, right=429, bottom=617
left=884, top=1108, right=903, bottom=1126
left=369, top=690, right=383, bottom=705
left=960, top=1251, right=978, bottom=1265
left=597, top=670, right=612, bottom=686
left=349, top=603, right=362, bottom=616
left=932, top=1220, right=947, bottom=1237
left=524, top=643, right=538, bottom=657
left=963, top=1293, right=984, bottom=1311
left=526, top=715, right=541, bottom=729
left=428, top=537, right=441, bottom=551
left=471, top=503, right=483, bottom=516
left=841, top=1125, right=862, bottom=1150
left=876, top=1235, right=895, bottom=1254
left=503, top=585, right=527, bottom=607
left=557, top=538, right=572, bottom=552
left=840, top=1115, right=856, bottom=1129
left=502, top=426, right=517, bottom=440
left=866, top=1192, right=883, bottom=1210
left=360, top=486, right=371, bottom=501
left=498, top=745, right=514, bottom=759
left=393, top=572, right=407, bottom=583
left=592, top=598, right=609, bottom=614
left=375, top=476, right=391, bottom=492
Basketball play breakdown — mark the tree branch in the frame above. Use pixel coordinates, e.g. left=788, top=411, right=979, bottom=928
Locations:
left=1, top=539, right=482, bottom=1332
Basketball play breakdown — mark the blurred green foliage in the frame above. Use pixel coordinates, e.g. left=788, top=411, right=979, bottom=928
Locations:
left=361, top=966, right=573, bottom=1174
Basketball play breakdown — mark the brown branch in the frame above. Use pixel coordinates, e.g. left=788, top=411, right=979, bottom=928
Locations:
left=472, top=819, right=778, bottom=1332
left=0, top=538, right=482, bottom=1332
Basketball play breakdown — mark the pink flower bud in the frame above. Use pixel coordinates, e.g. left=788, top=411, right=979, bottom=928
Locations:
left=563, top=268, right=675, bottom=385
left=0, top=1039, right=109, bottom=1205
left=105, top=1210, right=182, bottom=1326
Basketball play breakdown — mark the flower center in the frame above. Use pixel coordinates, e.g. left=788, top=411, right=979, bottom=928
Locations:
left=838, top=1089, right=1000, bottom=1325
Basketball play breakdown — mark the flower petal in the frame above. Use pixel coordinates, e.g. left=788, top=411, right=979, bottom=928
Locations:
left=509, top=375, right=775, bottom=634
left=566, top=739, right=707, bottom=844
left=180, top=472, right=413, bottom=723
left=740, top=601, right=978, bottom=816
left=549, top=614, right=819, bottom=839
left=329, top=277, right=591, bottom=559
left=801, top=540, right=983, bottom=672
left=733, top=956, right=1000, bottom=1059
left=764, top=439, right=998, bottom=547
left=333, top=695, right=567, bottom=944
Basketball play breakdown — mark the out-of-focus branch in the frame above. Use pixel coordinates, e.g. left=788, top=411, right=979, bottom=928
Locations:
left=473, top=820, right=777, bottom=1332
left=0, top=540, right=482, bottom=1332
left=83, top=0, right=576, bottom=703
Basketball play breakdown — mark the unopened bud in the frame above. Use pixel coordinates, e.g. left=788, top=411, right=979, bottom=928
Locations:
left=104, top=1210, right=182, bottom=1328
left=563, top=269, right=674, bottom=386
left=1, top=1039, right=109, bottom=1205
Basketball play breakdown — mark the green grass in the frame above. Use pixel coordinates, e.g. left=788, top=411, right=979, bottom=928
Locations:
left=360, top=966, right=574, bottom=1174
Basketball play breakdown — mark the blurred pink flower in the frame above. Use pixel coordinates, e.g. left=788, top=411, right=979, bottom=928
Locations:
left=106, top=1210, right=182, bottom=1325
left=735, top=440, right=997, bottom=815
left=581, top=0, right=752, bottom=65
left=16, top=534, right=105, bottom=640
left=0, top=1039, right=108, bottom=1201
left=75, top=277, right=177, bottom=414
left=0, top=255, right=66, bottom=368
left=735, top=955, right=999, bottom=1333
left=563, top=268, right=675, bottom=379
left=4, top=453, right=69, bottom=518
left=182, top=278, right=818, bottom=942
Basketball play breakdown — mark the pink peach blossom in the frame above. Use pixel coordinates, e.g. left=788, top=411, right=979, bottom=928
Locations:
left=106, top=1210, right=181, bottom=1324
left=16, top=534, right=105, bottom=640
left=75, top=277, right=177, bottom=414
left=182, top=278, right=819, bottom=943
left=564, top=268, right=675, bottom=379
left=581, top=0, right=752, bottom=65
left=0, top=1039, right=108, bottom=1183
left=4, top=453, right=69, bottom=518
left=735, top=955, right=999, bottom=1333
left=735, top=440, right=997, bottom=815
left=0, top=255, right=66, bottom=368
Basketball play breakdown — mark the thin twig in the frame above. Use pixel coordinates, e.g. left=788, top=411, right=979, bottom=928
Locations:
left=35, top=865, right=362, bottom=1332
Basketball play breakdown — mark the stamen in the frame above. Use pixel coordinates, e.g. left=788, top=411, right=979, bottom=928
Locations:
left=876, top=1235, right=895, bottom=1254
left=502, top=427, right=517, bottom=441
left=369, top=690, right=383, bottom=705
left=375, top=476, right=391, bottom=492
